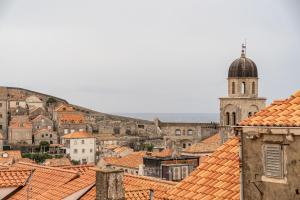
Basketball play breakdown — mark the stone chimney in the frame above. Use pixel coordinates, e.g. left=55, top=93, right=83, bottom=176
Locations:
left=95, top=168, right=125, bottom=200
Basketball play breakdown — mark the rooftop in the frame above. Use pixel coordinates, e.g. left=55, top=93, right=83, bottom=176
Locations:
left=167, top=137, right=240, bottom=200
left=104, top=152, right=146, bottom=169
left=0, top=169, right=32, bottom=187
left=63, top=131, right=94, bottom=139
left=182, top=133, right=221, bottom=154
left=240, top=90, right=300, bottom=127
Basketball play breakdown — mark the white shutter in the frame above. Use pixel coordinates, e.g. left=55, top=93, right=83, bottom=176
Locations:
left=172, top=167, right=181, bottom=181
left=181, top=166, right=189, bottom=179
left=264, top=144, right=283, bottom=178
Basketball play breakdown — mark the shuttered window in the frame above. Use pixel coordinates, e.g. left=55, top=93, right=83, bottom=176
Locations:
left=263, top=144, right=283, bottom=178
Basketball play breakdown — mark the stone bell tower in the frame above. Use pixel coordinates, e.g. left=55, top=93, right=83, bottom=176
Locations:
left=220, top=44, right=266, bottom=127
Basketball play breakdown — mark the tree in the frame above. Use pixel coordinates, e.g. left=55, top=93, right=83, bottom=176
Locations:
left=39, top=141, right=50, bottom=152
left=46, top=97, right=57, bottom=106
left=71, top=160, right=80, bottom=165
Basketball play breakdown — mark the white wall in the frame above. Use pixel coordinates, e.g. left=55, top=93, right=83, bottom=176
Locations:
left=67, top=138, right=96, bottom=164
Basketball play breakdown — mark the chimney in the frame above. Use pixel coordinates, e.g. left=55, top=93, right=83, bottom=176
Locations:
left=95, top=168, right=125, bottom=200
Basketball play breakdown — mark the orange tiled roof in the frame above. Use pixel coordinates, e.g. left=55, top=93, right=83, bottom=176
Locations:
left=151, top=148, right=174, bottom=158
left=61, top=164, right=95, bottom=174
left=63, top=131, right=94, bottom=139
left=35, top=170, right=95, bottom=200
left=80, top=173, right=176, bottom=200
left=55, top=104, right=75, bottom=112
left=104, top=152, right=146, bottom=169
left=167, top=137, right=240, bottom=200
left=8, top=162, right=78, bottom=200
left=0, top=150, right=22, bottom=165
left=182, top=133, right=221, bottom=154
left=59, top=113, right=85, bottom=124
left=0, top=169, right=32, bottom=187
left=113, top=146, right=133, bottom=154
left=44, top=158, right=72, bottom=167
left=240, top=90, right=300, bottom=127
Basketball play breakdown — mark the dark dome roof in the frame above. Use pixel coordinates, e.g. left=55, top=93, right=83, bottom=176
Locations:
left=228, top=54, right=258, bottom=78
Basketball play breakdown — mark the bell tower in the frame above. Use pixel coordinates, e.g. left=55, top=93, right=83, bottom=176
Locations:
left=220, top=44, right=266, bottom=127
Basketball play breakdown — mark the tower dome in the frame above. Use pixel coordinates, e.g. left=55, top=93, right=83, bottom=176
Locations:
left=228, top=45, right=258, bottom=78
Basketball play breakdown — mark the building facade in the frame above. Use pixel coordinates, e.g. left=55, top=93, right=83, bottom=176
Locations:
left=62, top=131, right=96, bottom=164
left=238, top=90, right=300, bottom=200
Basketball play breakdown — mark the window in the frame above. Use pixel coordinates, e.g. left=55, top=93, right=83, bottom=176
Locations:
left=74, top=149, right=78, bottom=154
left=241, top=82, right=246, bottom=94
left=50, top=140, right=53, bottom=144
left=138, top=124, right=144, bottom=129
left=248, top=112, right=252, bottom=117
left=187, top=129, right=193, bottom=135
left=64, top=129, right=69, bottom=134
left=0, top=103, right=2, bottom=107
left=113, top=127, right=120, bottom=134
left=48, top=126, right=52, bottom=130
left=0, top=125, right=2, bottom=129
left=90, top=148, right=93, bottom=153
left=82, top=149, right=85, bottom=153
left=45, top=134, right=48, bottom=137
left=263, top=144, right=283, bottom=178
left=71, top=129, right=75, bottom=133
left=232, top=112, right=236, bottom=125
left=0, top=114, right=2, bottom=118
left=183, top=143, right=186, bottom=148
left=50, top=134, right=52, bottom=138
left=173, top=167, right=181, bottom=181
left=81, top=140, right=85, bottom=144
left=16, top=101, right=19, bottom=106
left=252, top=82, right=255, bottom=94
left=175, top=129, right=181, bottom=136
left=225, top=112, right=230, bottom=125
left=181, top=166, right=189, bottom=179
left=232, top=82, right=235, bottom=94
left=42, top=134, right=44, bottom=138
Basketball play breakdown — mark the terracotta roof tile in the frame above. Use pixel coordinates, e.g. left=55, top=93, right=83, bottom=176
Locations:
left=44, top=158, right=72, bottom=167
left=80, top=174, right=176, bottom=200
left=240, top=90, right=300, bottom=127
left=0, top=169, right=32, bottom=187
left=8, top=162, right=78, bottom=200
left=61, top=164, right=95, bottom=174
left=183, top=133, right=221, bottom=154
left=63, top=131, right=94, bottom=139
left=59, top=113, right=85, bottom=124
left=104, top=152, right=146, bottom=169
left=166, top=137, right=240, bottom=200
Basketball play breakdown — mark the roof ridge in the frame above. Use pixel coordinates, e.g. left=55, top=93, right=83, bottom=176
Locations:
left=125, top=174, right=177, bottom=185
left=16, top=162, right=79, bottom=174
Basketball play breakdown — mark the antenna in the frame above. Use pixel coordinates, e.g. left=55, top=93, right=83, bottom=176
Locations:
left=241, top=40, right=246, bottom=57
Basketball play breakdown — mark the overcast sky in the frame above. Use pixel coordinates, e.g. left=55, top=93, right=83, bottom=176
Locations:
left=0, top=0, right=299, bottom=113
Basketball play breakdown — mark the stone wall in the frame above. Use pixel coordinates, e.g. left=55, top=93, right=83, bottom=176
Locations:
left=242, top=130, right=300, bottom=200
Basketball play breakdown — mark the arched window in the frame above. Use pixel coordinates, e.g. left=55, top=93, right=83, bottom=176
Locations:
left=248, top=112, right=252, bottom=117
left=187, top=129, right=193, bottom=135
left=232, top=82, right=235, bottom=94
left=232, top=112, right=236, bottom=125
left=175, top=129, right=181, bottom=135
left=225, top=112, right=230, bottom=125
left=241, top=82, right=246, bottom=94
left=252, top=82, right=255, bottom=94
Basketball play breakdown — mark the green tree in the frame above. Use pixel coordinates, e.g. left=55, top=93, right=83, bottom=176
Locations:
left=39, top=141, right=50, bottom=152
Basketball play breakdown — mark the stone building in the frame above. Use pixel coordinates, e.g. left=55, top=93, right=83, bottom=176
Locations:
left=238, top=90, right=300, bottom=200
left=31, top=115, right=54, bottom=132
left=8, top=116, right=32, bottom=145
left=0, top=87, right=8, bottom=139
left=219, top=45, right=266, bottom=140
left=57, top=113, right=87, bottom=137
left=33, top=129, right=58, bottom=145
left=156, top=119, right=219, bottom=151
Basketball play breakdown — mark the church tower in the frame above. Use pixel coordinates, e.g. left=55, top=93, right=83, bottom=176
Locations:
left=220, top=44, right=266, bottom=126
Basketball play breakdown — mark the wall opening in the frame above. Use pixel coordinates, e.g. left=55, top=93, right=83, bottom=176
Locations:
left=241, top=82, right=246, bottom=94
left=232, top=112, right=236, bottom=125
left=232, top=82, right=235, bottom=94
left=252, top=81, right=255, bottom=94
left=226, top=112, right=230, bottom=125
